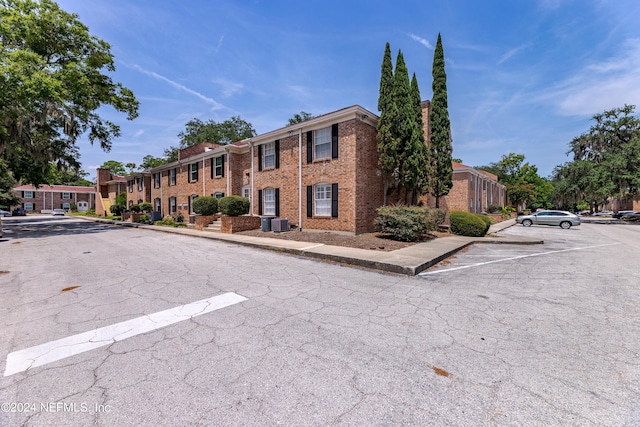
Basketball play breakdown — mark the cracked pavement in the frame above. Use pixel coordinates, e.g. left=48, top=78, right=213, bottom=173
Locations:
left=1, top=216, right=639, bottom=426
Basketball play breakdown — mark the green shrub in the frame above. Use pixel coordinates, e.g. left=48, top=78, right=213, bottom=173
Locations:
left=162, top=215, right=175, bottom=224
left=450, top=211, right=489, bottom=237
left=477, top=214, right=493, bottom=234
left=139, top=202, right=153, bottom=213
left=115, top=192, right=127, bottom=207
left=70, top=203, right=77, bottom=211
left=218, top=196, right=250, bottom=216
left=135, top=213, right=153, bottom=224
left=110, top=204, right=125, bottom=216
left=425, top=208, right=447, bottom=228
left=130, top=204, right=141, bottom=213
left=374, top=205, right=439, bottom=242
left=173, top=212, right=184, bottom=223
left=487, top=203, right=501, bottom=214
left=192, top=196, right=219, bottom=216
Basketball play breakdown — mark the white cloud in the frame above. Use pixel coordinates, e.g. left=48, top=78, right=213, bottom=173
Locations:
left=497, top=43, right=533, bottom=65
left=212, top=77, right=244, bottom=98
left=133, top=129, right=144, bottom=138
left=409, top=34, right=434, bottom=50
left=214, top=35, right=224, bottom=55
left=553, top=38, right=640, bottom=116
left=126, top=63, right=227, bottom=110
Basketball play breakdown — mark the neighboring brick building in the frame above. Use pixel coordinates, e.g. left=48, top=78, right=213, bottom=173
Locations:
left=12, top=184, right=96, bottom=213
left=95, top=168, right=127, bottom=216
left=141, top=103, right=506, bottom=233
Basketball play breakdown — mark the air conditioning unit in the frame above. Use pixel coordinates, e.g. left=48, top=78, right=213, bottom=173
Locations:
left=271, top=218, right=289, bottom=233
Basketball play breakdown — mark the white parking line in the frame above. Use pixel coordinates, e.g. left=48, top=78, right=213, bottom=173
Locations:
left=4, top=292, right=247, bottom=376
left=420, top=243, right=620, bottom=275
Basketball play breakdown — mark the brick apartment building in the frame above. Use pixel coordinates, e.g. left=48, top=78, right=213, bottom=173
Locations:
left=12, top=184, right=96, bottom=213
left=95, top=168, right=127, bottom=216
left=127, top=103, right=506, bottom=234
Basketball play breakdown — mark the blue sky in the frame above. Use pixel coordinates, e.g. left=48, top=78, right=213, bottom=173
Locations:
left=56, top=0, right=640, bottom=179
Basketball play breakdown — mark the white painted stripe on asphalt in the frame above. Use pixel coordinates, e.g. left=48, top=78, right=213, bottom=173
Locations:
left=300, top=243, right=325, bottom=251
left=4, top=292, right=247, bottom=376
left=420, top=243, right=620, bottom=275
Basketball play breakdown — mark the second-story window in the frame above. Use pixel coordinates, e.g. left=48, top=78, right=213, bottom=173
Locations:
left=189, top=163, right=198, bottom=182
left=169, top=169, right=176, bottom=186
left=62, top=192, right=71, bottom=200
left=263, top=142, right=275, bottom=169
left=314, top=127, right=331, bottom=160
left=154, top=173, right=161, bottom=188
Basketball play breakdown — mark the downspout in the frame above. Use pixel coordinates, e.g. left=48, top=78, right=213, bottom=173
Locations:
left=298, top=128, right=302, bottom=231
left=226, top=149, right=230, bottom=196
left=202, top=155, right=206, bottom=197
left=250, top=141, right=254, bottom=216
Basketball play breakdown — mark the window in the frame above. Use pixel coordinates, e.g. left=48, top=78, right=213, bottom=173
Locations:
left=213, top=192, right=224, bottom=199
left=24, top=191, right=34, bottom=198
left=154, top=198, right=161, bottom=212
left=62, top=192, right=71, bottom=200
left=169, top=197, right=177, bottom=213
left=314, top=127, right=331, bottom=160
left=24, top=202, right=34, bottom=211
left=137, top=178, right=143, bottom=191
left=263, top=188, right=275, bottom=215
left=62, top=203, right=70, bottom=210
left=128, top=180, right=134, bottom=193
left=189, top=163, right=198, bottom=182
left=307, top=183, right=338, bottom=218
left=263, top=142, right=275, bottom=169
left=129, top=200, right=133, bottom=208
left=212, top=156, right=224, bottom=178
left=169, top=169, right=176, bottom=186
left=137, top=199, right=143, bottom=204
left=154, top=173, right=161, bottom=188
left=242, top=185, right=250, bottom=199
left=314, top=184, right=331, bottom=216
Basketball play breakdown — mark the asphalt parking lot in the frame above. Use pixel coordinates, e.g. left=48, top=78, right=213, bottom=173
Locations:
left=1, top=217, right=639, bottom=426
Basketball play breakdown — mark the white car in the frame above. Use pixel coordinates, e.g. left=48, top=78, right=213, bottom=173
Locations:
left=51, top=209, right=66, bottom=216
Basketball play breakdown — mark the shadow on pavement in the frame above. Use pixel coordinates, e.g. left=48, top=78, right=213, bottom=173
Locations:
left=1, top=216, right=129, bottom=240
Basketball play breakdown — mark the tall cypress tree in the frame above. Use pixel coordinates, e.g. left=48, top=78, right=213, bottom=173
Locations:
left=392, top=50, right=415, bottom=202
left=429, top=33, right=453, bottom=208
left=408, top=73, right=429, bottom=204
left=377, top=42, right=396, bottom=205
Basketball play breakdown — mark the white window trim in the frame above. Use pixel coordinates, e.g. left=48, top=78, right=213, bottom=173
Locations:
left=189, top=164, right=198, bottom=182
left=314, top=183, right=331, bottom=216
left=169, top=169, right=176, bottom=186
left=263, top=188, right=275, bottom=216
left=24, top=191, right=34, bottom=198
left=263, top=142, right=275, bottom=169
left=62, top=192, right=71, bottom=200
left=242, top=185, right=250, bottom=199
left=62, top=203, right=70, bottom=210
left=314, top=127, right=331, bottom=160
left=214, top=156, right=223, bottom=177
left=24, top=202, right=34, bottom=210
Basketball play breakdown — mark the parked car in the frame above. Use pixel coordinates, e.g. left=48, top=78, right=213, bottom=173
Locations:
left=613, top=210, right=635, bottom=219
left=591, top=210, right=613, bottom=217
left=516, top=210, right=581, bottom=229
left=621, top=212, right=640, bottom=221
left=0, top=209, right=11, bottom=217
left=12, top=207, right=26, bottom=216
left=51, top=209, right=66, bottom=216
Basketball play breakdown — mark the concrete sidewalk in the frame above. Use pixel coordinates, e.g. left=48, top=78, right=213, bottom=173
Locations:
left=82, top=217, right=541, bottom=275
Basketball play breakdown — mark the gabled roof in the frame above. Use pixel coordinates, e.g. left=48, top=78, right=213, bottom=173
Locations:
left=14, top=184, right=96, bottom=193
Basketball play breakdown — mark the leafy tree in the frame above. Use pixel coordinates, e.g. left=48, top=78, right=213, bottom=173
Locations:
left=287, top=111, right=314, bottom=125
left=452, top=157, right=463, bottom=163
left=568, top=104, right=640, bottom=198
left=163, top=146, right=179, bottom=163
left=99, top=160, right=126, bottom=176
left=476, top=153, right=548, bottom=210
left=0, top=0, right=139, bottom=185
left=428, top=33, right=453, bottom=208
left=46, top=164, right=93, bottom=186
left=0, top=159, right=20, bottom=207
left=392, top=51, right=417, bottom=200
left=139, top=155, right=166, bottom=170
left=376, top=42, right=396, bottom=205
left=178, top=116, right=256, bottom=147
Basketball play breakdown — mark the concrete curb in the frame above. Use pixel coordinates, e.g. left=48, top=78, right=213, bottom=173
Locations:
left=79, top=216, right=542, bottom=275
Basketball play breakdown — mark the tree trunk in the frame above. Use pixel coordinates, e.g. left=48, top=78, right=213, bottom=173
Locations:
left=435, top=195, right=440, bottom=208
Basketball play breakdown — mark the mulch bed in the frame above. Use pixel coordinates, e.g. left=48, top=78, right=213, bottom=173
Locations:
left=235, top=229, right=451, bottom=252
